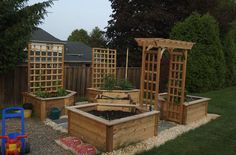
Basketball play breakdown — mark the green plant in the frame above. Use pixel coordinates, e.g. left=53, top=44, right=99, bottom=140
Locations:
left=56, top=87, right=67, bottom=97
left=117, top=79, right=133, bottom=90
left=102, top=74, right=117, bottom=90
left=35, top=91, right=50, bottom=98
left=170, top=13, right=225, bottom=93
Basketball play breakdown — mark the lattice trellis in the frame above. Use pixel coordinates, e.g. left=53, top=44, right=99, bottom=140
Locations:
left=28, top=43, right=64, bottom=93
left=140, top=49, right=162, bottom=110
left=166, top=50, right=187, bottom=122
left=136, top=38, right=194, bottom=124
left=91, top=48, right=117, bottom=88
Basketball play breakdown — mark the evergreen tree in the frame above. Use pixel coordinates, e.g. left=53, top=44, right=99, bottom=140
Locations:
left=0, top=0, right=53, bottom=74
left=170, top=13, right=226, bottom=92
left=223, top=24, right=236, bottom=86
left=89, top=27, right=106, bottom=47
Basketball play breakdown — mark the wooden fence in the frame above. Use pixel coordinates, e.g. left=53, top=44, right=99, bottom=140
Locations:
left=0, top=65, right=141, bottom=105
left=0, top=59, right=169, bottom=106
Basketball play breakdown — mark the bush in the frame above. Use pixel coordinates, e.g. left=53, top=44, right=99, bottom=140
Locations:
left=223, top=25, right=236, bottom=86
left=170, top=13, right=226, bottom=92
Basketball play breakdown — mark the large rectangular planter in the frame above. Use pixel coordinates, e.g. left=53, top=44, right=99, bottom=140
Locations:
left=86, top=88, right=140, bottom=104
left=22, top=90, right=77, bottom=121
left=67, top=103, right=159, bottom=152
left=159, top=93, right=210, bottom=124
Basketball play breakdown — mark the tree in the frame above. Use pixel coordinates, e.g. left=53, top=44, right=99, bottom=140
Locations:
left=170, top=13, right=226, bottom=92
left=106, top=0, right=236, bottom=66
left=67, top=29, right=90, bottom=44
left=89, top=27, right=106, bottom=47
left=0, top=0, right=53, bottom=74
left=223, top=24, right=236, bottom=86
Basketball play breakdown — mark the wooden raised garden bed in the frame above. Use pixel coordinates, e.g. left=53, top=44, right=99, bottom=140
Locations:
left=86, top=88, right=140, bottom=104
left=159, top=93, right=210, bottom=124
left=22, top=90, right=77, bottom=121
left=67, top=103, right=159, bottom=152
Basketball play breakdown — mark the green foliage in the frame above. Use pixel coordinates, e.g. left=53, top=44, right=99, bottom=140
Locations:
left=67, top=29, right=90, bottom=44
left=102, top=74, right=133, bottom=90
left=117, top=79, right=133, bottom=90
left=103, top=75, right=117, bottom=90
left=106, top=0, right=236, bottom=67
left=56, top=87, right=67, bottom=97
left=223, top=25, right=236, bottom=86
left=89, top=27, right=107, bottom=47
left=35, top=88, right=68, bottom=98
left=170, top=13, right=226, bottom=92
left=67, top=27, right=107, bottom=47
left=0, top=0, right=53, bottom=74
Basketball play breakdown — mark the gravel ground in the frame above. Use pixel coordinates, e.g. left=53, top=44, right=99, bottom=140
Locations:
left=0, top=118, right=73, bottom=155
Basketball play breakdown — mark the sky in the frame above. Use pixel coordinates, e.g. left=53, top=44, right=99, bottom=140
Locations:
left=28, top=0, right=112, bottom=40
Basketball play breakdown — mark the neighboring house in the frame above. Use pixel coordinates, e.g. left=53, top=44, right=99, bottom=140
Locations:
left=28, top=28, right=92, bottom=66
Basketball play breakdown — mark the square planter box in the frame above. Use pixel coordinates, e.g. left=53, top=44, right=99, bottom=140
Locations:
left=86, top=88, right=140, bottom=104
left=67, top=103, right=159, bottom=152
left=159, top=93, right=210, bottom=124
left=22, top=90, right=77, bottom=121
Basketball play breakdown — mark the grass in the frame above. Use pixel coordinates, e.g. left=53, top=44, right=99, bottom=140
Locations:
left=137, top=86, right=236, bottom=155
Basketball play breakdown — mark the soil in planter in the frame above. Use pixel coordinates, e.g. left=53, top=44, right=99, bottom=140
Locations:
left=88, top=110, right=137, bottom=120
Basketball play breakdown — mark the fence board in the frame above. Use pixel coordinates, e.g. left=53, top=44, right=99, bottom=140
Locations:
left=0, top=64, right=166, bottom=105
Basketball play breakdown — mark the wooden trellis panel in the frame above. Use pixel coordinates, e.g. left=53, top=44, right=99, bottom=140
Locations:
left=166, top=50, right=187, bottom=123
left=92, top=48, right=117, bottom=88
left=140, top=49, right=162, bottom=110
left=28, top=43, right=64, bottom=93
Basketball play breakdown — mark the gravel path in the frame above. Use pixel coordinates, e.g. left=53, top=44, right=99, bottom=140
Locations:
left=0, top=118, right=73, bottom=155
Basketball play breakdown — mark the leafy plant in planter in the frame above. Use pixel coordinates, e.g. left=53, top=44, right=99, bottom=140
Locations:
left=102, top=74, right=133, bottom=90
left=35, top=87, right=68, bottom=98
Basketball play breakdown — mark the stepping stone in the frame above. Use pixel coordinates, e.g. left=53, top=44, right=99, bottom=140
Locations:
left=158, top=121, right=177, bottom=132
left=52, top=118, right=68, bottom=124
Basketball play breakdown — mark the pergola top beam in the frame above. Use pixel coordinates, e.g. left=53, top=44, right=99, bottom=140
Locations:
left=135, top=38, right=194, bottom=50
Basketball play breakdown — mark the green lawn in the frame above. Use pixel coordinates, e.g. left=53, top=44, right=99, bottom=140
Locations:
left=137, top=86, right=236, bottom=155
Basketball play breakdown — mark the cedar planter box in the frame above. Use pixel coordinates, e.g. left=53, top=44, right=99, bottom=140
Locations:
left=67, top=103, right=159, bottom=152
left=86, top=88, right=140, bottom=104
left=22, top=90, right=77, bottom=121
left=159, top=93, right=210, bottom=124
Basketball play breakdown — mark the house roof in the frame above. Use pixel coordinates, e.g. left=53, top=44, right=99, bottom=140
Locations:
left=30, top=28, right=64, bottom=44
left=30, top=28, right=92, bottom=63
left=64, top=42, right=92, bottom=63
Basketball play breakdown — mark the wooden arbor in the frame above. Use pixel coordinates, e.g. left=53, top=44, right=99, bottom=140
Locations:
left=135, top=38, right=194, bottom=123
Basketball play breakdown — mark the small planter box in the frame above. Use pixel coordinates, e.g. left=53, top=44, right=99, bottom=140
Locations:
left=22, top=90, right=77, bottom=121
left=159, top=93, right=210, bottom=124
left=67, top=103, right=159, bottom=152
left=86, top=88, right=140, bottom=104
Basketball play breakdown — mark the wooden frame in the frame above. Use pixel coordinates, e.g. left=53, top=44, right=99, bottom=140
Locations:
left=91, top=48, right=117, bottom=88
left=67, top=103, right=159, bottom=152
left=159, top=93, right=210, bottom=124
left=28, top=42, right=64, bottom=93
left=22, top=90, right=76, bottom=121
left=86, top=88, right=140, bottom=104
left=136, top=38, right=195, bottom=124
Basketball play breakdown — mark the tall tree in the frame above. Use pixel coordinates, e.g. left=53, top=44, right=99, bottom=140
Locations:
left=106, top=0, right=236, bottom=66
left=170, top=13, right=226, bottom=92
left=89, top=27, right=106, bottom=47
left=0, top=0, right=53, bottom=74
left=67, top=29, right=90, bottom=44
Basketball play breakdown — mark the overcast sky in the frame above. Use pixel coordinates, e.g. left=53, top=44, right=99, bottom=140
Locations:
left=28, top=0, right=112, bottom=40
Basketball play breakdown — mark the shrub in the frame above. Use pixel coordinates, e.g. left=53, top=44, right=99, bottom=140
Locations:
left=170, top=13, right=226, bottom=92
left=223, top=25, right=236, bottom=86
